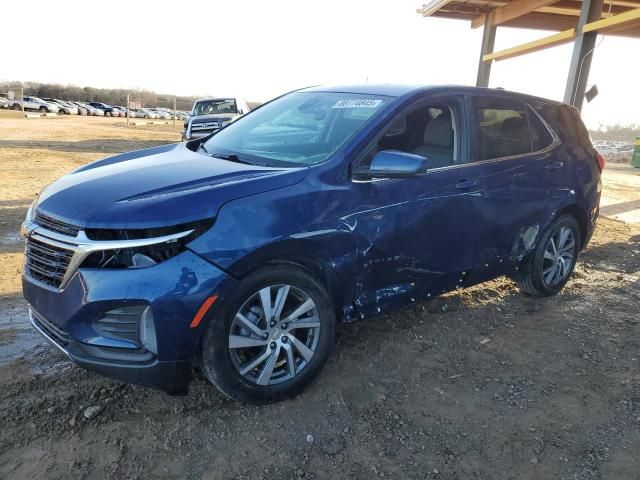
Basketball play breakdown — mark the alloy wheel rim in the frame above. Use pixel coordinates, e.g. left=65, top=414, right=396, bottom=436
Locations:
left=542, top=226, right=576, bottom=287
left=228, top=284, right=320, bottom=386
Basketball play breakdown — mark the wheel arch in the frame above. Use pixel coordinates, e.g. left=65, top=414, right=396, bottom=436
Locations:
left=233, top=254, right=345, bottom=321
left=555, top=203, right=588, bottom=249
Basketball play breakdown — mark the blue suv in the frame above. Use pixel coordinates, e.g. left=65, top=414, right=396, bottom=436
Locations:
left=21, top=85, right=603, bottom=402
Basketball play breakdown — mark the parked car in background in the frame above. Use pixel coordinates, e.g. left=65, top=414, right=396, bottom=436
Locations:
left=0, top=97, right=8, bottom=109
left=9, top=96, right=60, bottom=113
left=596, top=145, right=618, bottom=156
left=88, top=102, right=119, bottom=117
left=21, top=85, right=603, bottom=402
left=182, top=96, right=250, bottom=140
left=42, top=98, right=79, bottom=115
left=71, top=102, right=93, bottom=115
left=152, top=109, right=172, bottom=120
left=616, top=144, right=634, bottom=153
left=115, top=106, right=129, bottom=117
left=130, top=108, right=158, bottom=119
left=75, top=104, right=88, bottom=116
left=81, top=102, right=105, bottom=116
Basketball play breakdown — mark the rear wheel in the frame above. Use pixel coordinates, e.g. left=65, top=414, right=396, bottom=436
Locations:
left=200, top=265, right=335, bottom=403
left=13, top=103, right=21, bottom=111
left=39, top=106, right=47, bottom=113
left=106, top=111, right=112, bottom=117
left=516, top=215, right=581, bottom=297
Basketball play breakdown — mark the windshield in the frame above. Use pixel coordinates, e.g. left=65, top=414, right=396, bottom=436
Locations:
left=201, top=92, right=390, bottom=166
left=193, top=99, right=238, bottom=116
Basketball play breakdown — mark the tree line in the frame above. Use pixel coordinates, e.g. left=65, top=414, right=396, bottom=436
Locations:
left=0, top=80, right=200, bottom=110
left=589, top=124, right=639, bottom=142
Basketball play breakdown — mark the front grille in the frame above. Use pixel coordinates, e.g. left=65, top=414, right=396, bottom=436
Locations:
left=31, top=310, right=69, bottom=347
left=25, top=237, right=74, bottom=288
left=191, top=122, right=219, bottom=131
left=35, top=211, right=80, bottom=237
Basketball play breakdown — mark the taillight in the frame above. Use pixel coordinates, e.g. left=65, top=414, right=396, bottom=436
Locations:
left=595, top=153, right=605, bottom=172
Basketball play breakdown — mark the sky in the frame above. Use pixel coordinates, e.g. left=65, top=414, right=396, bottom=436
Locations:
left=2, top=0, right=638, bottom=129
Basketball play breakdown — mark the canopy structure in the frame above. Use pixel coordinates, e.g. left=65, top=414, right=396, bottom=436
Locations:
left=416, top=0, right=640, bottom=109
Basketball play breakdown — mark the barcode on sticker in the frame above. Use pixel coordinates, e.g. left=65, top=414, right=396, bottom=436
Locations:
left=332, top=99, right=383, bottom=109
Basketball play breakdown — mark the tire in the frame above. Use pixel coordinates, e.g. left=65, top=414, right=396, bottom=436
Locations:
left=200, top=265, right=336, bottom=403
left=39, top=106, right=47, bottom=113
left=13, top=104, right=21, bottom=111
left=516, top=215, right=581, bottom=297
left=106, top=111, right=112, bottom=117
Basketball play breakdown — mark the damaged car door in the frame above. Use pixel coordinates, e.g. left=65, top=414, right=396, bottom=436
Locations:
left=466, top=95, right=571, bottom=278
left=347, top=96, right=481, bottom=315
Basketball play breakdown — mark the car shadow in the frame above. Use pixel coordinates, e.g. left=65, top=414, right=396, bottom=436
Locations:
left=601, top=199, right=640, bottom=217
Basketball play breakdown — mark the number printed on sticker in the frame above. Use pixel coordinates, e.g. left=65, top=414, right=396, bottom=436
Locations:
left=332, top=99, right=383, bottom=109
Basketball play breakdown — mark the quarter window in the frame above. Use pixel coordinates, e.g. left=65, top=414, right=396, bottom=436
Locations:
left=529, top=108, right=554, bottom=151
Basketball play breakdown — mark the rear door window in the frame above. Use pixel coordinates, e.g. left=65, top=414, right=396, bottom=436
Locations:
left=472, top=97, right=531, bottom=161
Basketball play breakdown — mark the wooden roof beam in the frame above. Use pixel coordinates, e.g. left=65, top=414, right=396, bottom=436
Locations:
left=482, top=28, right=576, bottom=61
left=582, top=6, right=640, bottom=32
left=471, top=0, right=562, bottom=27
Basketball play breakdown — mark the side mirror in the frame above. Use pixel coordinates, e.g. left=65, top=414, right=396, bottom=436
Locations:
left=354, top=150, right=429, bottom=179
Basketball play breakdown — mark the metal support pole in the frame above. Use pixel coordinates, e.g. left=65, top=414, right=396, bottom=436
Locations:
left=19, top=87, right=24, bottom=113
left=126, top=94, right=130, bottom=127
left=476, top=13, right=496, bottom=87
left=563, top=0, right=604, bottom=110
left=173, top=96, right=176, bottom=129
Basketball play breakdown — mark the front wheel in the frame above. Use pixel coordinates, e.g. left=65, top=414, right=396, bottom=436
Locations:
left=200, top=265, right=336, bottom=403
left=516, top=215, right=581, bottom=297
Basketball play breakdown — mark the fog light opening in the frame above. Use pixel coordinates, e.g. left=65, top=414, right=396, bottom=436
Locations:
left=140, top=306, right=157, bottom=355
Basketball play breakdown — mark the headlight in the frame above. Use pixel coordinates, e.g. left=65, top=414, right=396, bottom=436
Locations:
left=20, top=200, right=38, bottom=237
left=80, top=218, right=215, bottom=270
left=25, top=201, right=36, bottom=222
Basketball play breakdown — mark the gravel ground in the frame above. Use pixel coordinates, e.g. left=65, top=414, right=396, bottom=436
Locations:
left=1, top=117, right=639, bottom=479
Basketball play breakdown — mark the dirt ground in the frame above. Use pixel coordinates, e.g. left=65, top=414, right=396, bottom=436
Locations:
left=1, top=117, right=639, bottom=480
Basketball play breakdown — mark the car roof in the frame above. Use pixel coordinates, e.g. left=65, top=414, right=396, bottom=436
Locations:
left=298, top=84, right=564, bottom=106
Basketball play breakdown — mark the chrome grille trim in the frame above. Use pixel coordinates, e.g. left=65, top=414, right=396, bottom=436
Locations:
left=34, top=211, right=80, bottom=237
left=21, top=220, right=194, bottom=291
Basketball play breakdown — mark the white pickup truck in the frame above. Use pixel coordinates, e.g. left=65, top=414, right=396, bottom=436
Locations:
left=9, top=96, right=60, bottom=113
left=182, top=97, right=250, bottom=141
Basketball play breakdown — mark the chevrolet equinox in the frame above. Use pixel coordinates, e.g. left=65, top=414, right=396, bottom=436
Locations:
left=21, top=85, right=603, bottom=402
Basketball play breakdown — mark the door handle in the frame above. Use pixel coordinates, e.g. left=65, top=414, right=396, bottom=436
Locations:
left=545, top=161, right=564, bottom=171
left=455, top=179, right=479, bottom=190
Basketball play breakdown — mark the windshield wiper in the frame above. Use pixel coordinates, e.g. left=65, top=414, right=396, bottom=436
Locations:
left=197, top=143, right=209, bottom=154
left=210, top=152, right=254, bottom=165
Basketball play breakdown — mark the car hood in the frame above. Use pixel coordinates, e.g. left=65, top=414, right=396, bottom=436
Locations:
left=35, top=143, right=308, bottom=229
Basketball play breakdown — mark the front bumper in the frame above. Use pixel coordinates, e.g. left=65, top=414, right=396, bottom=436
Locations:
left=30, top=308, right=193, bottom=394
left=23, top=249, right=238, bottom=394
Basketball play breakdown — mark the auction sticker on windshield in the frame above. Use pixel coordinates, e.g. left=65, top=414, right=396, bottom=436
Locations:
left=332, top=99, right=383, bottom=109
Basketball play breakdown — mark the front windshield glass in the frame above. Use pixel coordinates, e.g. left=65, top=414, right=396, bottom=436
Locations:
left=201, top=92, right=390, bottom=166
left=194, top=98, right=238, bottom=116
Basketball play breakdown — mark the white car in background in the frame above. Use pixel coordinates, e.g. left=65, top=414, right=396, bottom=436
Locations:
left=596, top=145, right=617, bottom=155
left=129, top=108, right=158, bottom=119
left=9, top=96, right=60, bottom=113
